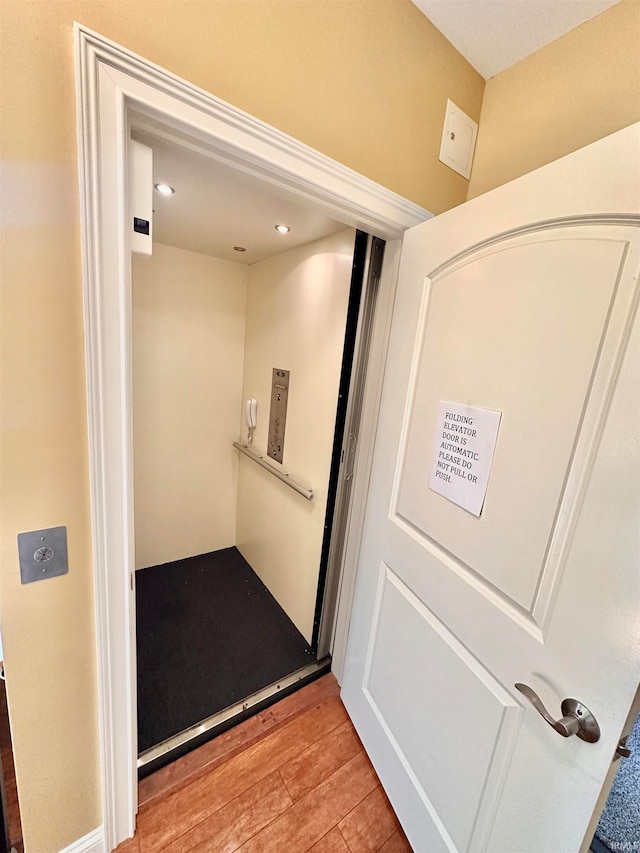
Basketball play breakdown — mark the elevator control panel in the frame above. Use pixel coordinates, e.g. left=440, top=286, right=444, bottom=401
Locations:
left=268, top=368, right=290, bottom=464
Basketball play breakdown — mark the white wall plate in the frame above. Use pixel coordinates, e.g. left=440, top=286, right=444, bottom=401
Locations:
left=439, top=99, right=478, bottom=180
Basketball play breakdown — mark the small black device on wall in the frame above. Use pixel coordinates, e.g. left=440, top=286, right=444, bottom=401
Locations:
left=133, top=217, right=150, bottom=235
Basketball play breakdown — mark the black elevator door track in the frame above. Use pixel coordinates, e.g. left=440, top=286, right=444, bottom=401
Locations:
left=136, top=547, right=326, bottom=775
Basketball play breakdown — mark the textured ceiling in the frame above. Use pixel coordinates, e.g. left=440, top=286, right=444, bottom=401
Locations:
left=412, top=0, right=622, bottom=78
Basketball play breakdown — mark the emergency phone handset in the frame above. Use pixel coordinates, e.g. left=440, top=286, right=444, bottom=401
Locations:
left=245, top=398, right=257, bottom=443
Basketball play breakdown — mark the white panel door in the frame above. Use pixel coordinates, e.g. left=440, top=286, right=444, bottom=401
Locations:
left=341, top=124, right=640, bottom=853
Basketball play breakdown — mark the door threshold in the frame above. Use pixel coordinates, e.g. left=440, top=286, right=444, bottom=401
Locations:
left=137, top=657, right=331, bottom=777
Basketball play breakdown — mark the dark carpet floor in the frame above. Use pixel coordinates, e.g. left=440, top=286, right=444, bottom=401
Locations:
left=136, top=546, right=315, bottom=753
left=593, top=710, right=640, bottom=853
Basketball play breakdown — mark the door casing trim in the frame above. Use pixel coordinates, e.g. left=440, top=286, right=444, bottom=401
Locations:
left=74, top=23, right=431, bottom=849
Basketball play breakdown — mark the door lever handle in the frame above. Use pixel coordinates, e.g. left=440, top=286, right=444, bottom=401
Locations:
left=515, top=683, right=600, bottom=743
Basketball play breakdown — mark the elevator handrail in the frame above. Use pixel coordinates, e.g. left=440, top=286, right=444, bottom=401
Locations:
left=233, top=442, right=314, bottom=501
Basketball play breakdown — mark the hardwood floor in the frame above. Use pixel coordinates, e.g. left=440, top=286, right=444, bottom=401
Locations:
left=0, top=679, right=22, bottom=853
left=120, top=675, right=412, bottom=853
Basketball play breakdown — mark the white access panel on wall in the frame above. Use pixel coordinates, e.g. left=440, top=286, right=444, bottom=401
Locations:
left=439, top=99, right=478, bottom=180
left=341, top=124, right=640, bottom=852
left=129, top=139, right=153, bottom=256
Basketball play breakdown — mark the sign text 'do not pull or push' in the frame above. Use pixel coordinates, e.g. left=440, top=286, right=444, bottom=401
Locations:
left=428, top=400, right=502, bottom=517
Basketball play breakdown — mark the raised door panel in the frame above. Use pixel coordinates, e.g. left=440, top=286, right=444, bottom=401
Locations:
left=394, top=231, right=629, bottom=621
left=363, top=563, right=519, bottom=852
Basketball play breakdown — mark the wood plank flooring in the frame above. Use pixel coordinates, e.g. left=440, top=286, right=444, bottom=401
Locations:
left=120, top=675, right=412, bottom=853
left=0, top=678, right=23, bottom=853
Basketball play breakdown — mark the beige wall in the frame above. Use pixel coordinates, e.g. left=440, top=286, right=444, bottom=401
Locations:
left=0, top=0, right=635, bottom=845
left=0, top=2, right=482, bottom=847
left=132, top=244, right=248, bottom=570
left=236, top=230, right=355, bottom=643
left=468, top=0, right=640, bottom=199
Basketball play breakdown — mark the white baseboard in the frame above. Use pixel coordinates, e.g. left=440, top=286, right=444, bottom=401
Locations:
left=58, top=826, right=105, bottom=853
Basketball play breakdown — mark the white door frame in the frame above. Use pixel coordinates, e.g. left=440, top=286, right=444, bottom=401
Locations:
left=74, top=23, right=430, bottom=849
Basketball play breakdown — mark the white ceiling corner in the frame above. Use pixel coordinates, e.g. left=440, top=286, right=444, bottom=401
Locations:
left=411, top=0, right=623, bottom=79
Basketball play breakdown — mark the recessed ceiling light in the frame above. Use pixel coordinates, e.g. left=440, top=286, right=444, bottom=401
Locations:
left=154, top=183, right=175, bottom=195
left=233, top=246, right=247, bottom=252
left=275, top=224, right=290, bottom=233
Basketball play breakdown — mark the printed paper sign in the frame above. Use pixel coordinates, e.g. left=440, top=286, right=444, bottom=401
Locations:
left=428, top=401, right=502, bottom=516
